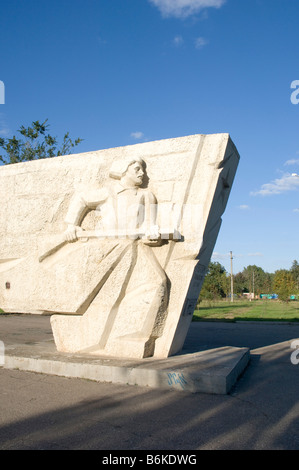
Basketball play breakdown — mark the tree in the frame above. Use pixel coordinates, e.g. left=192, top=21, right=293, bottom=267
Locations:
left=290, top=260, right=299, bottom=292
left=242, top=265, right=273, bottom=296
left=273, top=269, right=296, bottom=302
left=198, top=262, right=228, bottom=302
left=0, top=119, right=83, bottom=164
left=233, top=271, right=249, bottom=295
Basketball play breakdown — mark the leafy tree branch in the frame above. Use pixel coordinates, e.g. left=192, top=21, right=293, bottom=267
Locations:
left=0, top=119, right=83, bottom=164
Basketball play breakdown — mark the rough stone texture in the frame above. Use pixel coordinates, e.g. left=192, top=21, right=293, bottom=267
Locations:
left=0, top=133, right=239, bottom=359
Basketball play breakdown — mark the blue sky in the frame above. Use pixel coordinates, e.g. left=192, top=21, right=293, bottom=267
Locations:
left=1, top=0, right=299, bottom=275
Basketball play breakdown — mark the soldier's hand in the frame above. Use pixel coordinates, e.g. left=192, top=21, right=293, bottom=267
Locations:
left=64, top=224, right=81, bottom=242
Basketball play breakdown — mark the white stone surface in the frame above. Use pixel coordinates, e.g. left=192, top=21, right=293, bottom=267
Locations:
left=0, top=133, right=239, bottom=359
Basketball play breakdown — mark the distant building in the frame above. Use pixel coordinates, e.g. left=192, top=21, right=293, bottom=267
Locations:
left=260, top=294, right=278, bottom=300
left=243, top=293, right=255, bottom=300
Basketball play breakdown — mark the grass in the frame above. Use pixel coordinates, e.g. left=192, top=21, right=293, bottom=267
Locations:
left=1, top=301, right=299, bottom=322
left=193, top=299, right=299, bottom=322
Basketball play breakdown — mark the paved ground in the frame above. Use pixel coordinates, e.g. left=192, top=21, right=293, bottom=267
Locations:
left=1, top=314, right=299, bottom=450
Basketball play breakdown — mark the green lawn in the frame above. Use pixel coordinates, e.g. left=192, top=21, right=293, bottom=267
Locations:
left=193, top=299, right=299, bottom=322
left=2, top=300, right=299, bottom=322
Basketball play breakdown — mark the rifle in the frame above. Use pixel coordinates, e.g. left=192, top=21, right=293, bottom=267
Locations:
left=38, top=228, right=181, bottom=263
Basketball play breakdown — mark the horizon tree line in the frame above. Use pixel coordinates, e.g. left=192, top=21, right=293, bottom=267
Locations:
left=198, top=260, right=299, bottom=303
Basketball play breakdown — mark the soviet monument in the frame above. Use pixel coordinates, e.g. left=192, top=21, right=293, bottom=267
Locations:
left=0, top=133, right=239, bottom=360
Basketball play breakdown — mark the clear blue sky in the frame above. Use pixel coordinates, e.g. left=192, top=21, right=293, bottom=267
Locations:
left=1, top=0, right=299, bottom=275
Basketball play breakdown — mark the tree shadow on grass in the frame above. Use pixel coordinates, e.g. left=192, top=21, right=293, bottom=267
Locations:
left=196, top=304, right=250, bottom=311
left=193, top=316, right=299, bottom=323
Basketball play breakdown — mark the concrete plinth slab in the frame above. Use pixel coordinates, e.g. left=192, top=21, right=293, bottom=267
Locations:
left=3, top=340, right=250, bottom=394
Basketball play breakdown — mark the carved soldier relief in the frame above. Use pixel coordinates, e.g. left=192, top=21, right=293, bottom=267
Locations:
left=0, top=134, right=239, bottom=359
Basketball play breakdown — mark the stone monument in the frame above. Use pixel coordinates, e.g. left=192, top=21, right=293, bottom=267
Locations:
left=0, top=133, right=239, bottom=360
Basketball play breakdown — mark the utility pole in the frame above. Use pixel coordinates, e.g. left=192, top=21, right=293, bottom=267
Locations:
left=230, top=251, right=234, bottom=302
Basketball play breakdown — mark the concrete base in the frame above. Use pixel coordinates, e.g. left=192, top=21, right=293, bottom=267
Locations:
left=3, top=339, right=250, bottom=394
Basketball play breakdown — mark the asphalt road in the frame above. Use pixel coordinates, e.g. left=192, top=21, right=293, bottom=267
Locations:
left=1, top=315, right=299, bottom=450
